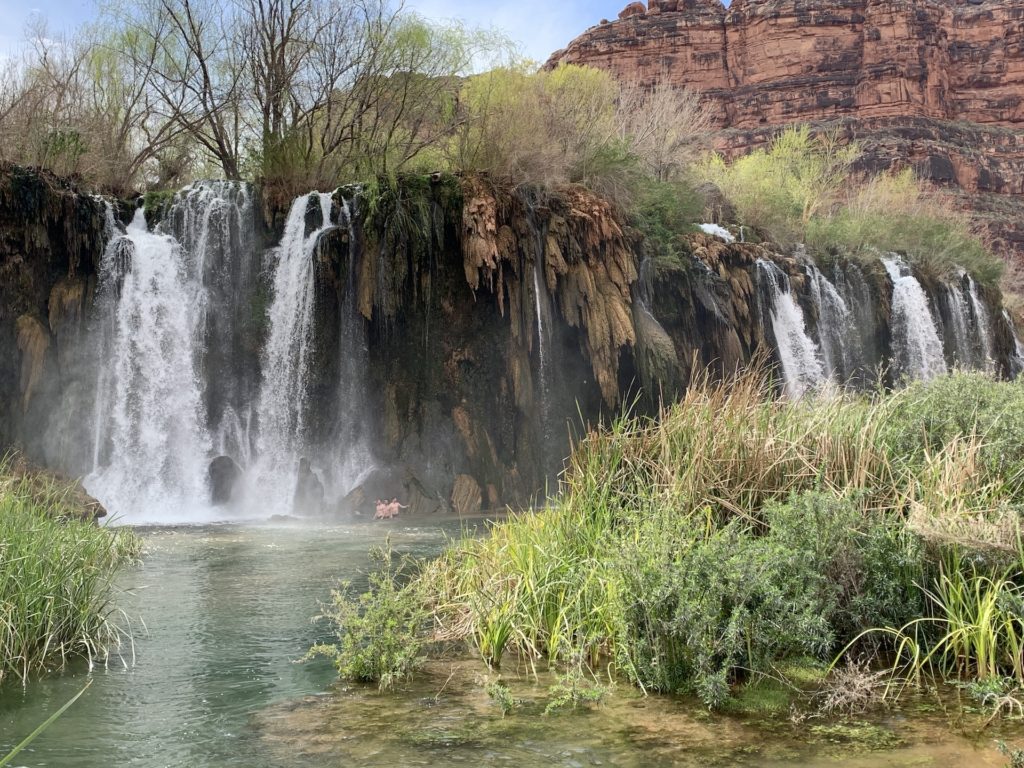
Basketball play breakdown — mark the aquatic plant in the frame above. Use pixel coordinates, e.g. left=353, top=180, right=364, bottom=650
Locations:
left=0, top=457, right=139, bottom=683
left=307, top=543, right=429, bottom=691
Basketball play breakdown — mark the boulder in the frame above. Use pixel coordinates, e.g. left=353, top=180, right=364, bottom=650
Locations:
left=294, top=457, right=325, bottom=514
left=451, top=474, right=482, bottom=517
left=208, top=455, right=241, bottom=505
left=618, top=2, right=646, bottom=19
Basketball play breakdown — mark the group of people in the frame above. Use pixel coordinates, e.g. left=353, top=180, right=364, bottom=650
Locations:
left=374, top=497, right=407, bottom=520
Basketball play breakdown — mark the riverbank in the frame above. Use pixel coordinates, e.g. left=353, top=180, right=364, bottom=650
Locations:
left=0, top=455, right=139, bottom=684
left=316, top=371, right=1024, bottom=729
left=1, top=523, right=1017, bottom=767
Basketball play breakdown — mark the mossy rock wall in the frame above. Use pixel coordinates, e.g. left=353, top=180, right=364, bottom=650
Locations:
left=0, top=165, right=108, bottom=466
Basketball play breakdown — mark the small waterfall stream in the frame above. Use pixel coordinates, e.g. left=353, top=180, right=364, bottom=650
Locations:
left=805, top=263, right=856, bottom=381
left=1003, top=309, right=1024, bottom=377
left=252, top=192, right=335, bottom=514
left=965, top=274, right=994, bottom=371
left=942, top=277, right=974, bottom=367
left=162, top=181, right=260, bottom=466
left=86, top=209, right=212, bottom=520
left=756, top=260, right=826, bottom=398
left=882, top=257, right=947, bottom=381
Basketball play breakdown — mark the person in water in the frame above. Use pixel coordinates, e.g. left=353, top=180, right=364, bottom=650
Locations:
left=374, top=499, right=387, bottom=520
left=387, top=498, right=408, bottom=518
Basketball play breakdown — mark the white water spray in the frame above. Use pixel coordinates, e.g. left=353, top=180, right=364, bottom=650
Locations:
left=252, top=192, right=335, bottom=514
left=882, top=257, right=947, bottom=381
left=86, top=209, right=212, bottom=522
left=756, top=261, right=826, bottom=398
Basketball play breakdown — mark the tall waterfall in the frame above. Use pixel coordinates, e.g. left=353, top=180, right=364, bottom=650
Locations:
left=161, top=181, right=259, bottom=465
left=756, top=260, right=826, bottom=398
left=86, top=209, right=212, bottom=521
left=882, top=257, right=947, bottom=381
left=252, top=192, right=335, bottom=514
left=323, top=196, right=375, bottom=497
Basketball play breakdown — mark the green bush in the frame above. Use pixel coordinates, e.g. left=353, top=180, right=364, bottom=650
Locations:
left=701, top=128, right=1003, bottom=286
left=308, top=544, right=429, bottom=691
left=616, top=492, right=922, bottom=707
left=880, top=373, right=1024, bottom=491
left=0, top=462, right=139, bottom=683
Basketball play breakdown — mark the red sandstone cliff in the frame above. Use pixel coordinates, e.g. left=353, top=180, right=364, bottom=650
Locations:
left=548, top=0, right=1024, bottom=263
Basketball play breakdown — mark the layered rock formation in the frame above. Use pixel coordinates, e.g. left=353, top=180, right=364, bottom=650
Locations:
left=548, top=0, right=1024, bottom=263
left=0, top=165, right=1017, bottom=521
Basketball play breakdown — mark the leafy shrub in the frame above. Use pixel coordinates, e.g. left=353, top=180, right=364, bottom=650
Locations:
left=308, top=544, right=429, bottom=690
left=616, top=492, right=922, bottom=707
left=701, top=128, right=1002, bottom=286
left=880, top=372, right=1024, bottom=493
left=632, top=179, right=705, bottom=266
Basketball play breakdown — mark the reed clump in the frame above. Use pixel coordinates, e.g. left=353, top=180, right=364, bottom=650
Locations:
left=0, top=455, right=139, bottom=684
left=318, top=370, right=1024, bottom=711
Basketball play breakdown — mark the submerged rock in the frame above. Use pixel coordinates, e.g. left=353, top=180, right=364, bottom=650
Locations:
left=294, top=457, right=325, bottom=515
left=208, top=455, right=242, bottom=505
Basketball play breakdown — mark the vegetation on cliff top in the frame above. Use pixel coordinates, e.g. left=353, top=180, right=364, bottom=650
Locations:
left=701, top=127, right=1003, bottom=286
left=0, top=0, right=1001, bottom=286
left=313, top=371, right=1024, bottom=713
left=0, top=455, right=139, bottom=684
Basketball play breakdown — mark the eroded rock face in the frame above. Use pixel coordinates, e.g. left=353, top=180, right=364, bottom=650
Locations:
left=548, top=0, right=1024, bottom=264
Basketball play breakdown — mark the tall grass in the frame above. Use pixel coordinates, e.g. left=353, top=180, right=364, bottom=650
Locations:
left=320, top=370, right=1024, bottom=707
left=0, top=457, right=139, bottom=684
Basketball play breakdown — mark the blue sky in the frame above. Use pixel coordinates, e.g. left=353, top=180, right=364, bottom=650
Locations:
left=0, top=0, right=728, bottom=62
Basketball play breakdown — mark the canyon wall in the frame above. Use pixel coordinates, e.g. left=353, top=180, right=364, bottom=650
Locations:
left=548, top=0, right=1024, bottom=263
left=0, top=165, right=1017, bottom=521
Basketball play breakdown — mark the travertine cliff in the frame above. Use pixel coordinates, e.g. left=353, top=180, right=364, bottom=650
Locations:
left=548, top=0, right=1024, bottom=262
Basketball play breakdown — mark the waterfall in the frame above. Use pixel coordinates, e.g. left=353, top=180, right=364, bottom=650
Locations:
left=805, top=264, right=857, bottom=381
left=965, top=274, right=994, bottom=371
left=252, top=192, right=335, bottom=515
left=1003, top=309, right=1024, bottom=378
left=882, top=257, right=947, bottom=381
left=161, top=181, right=259, bottom=466
left=941, top=277, right=974, bottom=368
left=89, top=199, right=120, bottom=470
left=756, top=260, right=826, bottom=398
left=85, top=209, right=212, bottom=521
left=324, top=195, right=375, bottom=498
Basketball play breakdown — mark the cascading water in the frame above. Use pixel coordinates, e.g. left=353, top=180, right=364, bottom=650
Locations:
left=941, top=277, right=974, bottom=368
left=323, top=195, right=376, bottom=498
left=965, top=274, right=994, bottom=371
left=251, top=192, right=335, bottom=515
left=805, top=263, right=857, bottom=382
left=755, top=260, right=826, bottom=398
left=86, top=208, right=212, bottom=521
left=1003, top=310, right=1024, bottom=378
left=161, top=181, right=260, bottom=467
left=882, top=257, right=947, bottom=381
